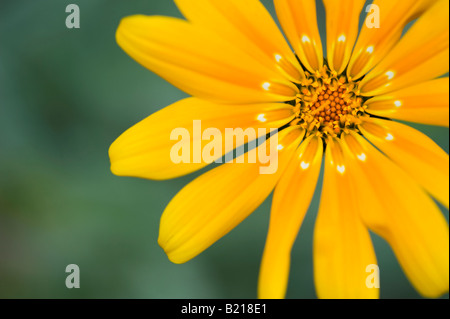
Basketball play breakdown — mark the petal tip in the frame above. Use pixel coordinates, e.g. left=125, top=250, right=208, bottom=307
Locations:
left=158, top=236, right=188, bottom=265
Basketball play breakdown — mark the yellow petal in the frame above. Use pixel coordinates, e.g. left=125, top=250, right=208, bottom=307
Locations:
left=109, top=98, right=295, bottom=180
left=359, top=117, right=449, bottom=209
left=174, top=0, right=305, bottom=83
left=313, top=138, right=379, bottom=299
left=274, top=0, right=323, bottom=73
left=365, top=77, right=449, bottom=127
left=116, top=15, right=299, bottom=104
left=258, top=135, right=323, bottom=299
left=158, top=128, right=305, bottom=264
left=324, top=0, right=366, bottom=75
left=347, top=0, right=440, bottom=80
left=359, top=0, right=449, bottom=96
left=341, top=132, right=449, bottom=298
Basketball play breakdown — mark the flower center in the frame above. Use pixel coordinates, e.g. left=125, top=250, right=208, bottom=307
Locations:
left=290, top=66, right=366, bottom=138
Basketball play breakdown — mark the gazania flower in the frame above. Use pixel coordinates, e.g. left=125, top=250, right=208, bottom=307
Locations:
left=109, top=0, right=449, bottom=299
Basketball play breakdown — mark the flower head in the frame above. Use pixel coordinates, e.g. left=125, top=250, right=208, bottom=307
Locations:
left=110, top=0, right=449, bottom=298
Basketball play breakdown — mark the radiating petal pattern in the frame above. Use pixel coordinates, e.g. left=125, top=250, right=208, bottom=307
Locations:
left=116, top=15, right=299, bottom=104
left=347, top=0, right=440, bottom=80
left=365, top=77, right=449, bottom=127
left=314, top=138, right=379, bottom=299
left=174, top=0, right=305, bottom=83
left=258, top=135, right=323, bottom=299
left=359, top=0, right=449, bottom=96
left=360, top=117, right=449, bottom=208
left=112, top=0, right=450, bottom=299
left=274, top=0, right=323, bottom=73
left=109, top=98, right=295, bottom=180
left=158, top=128, right=304, bottom=264
left=341, top=132, right=449, bottom=298
left=324, top=0, right=366, bottom=75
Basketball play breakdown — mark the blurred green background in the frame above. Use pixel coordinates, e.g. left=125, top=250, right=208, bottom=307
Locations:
left=0, top=0, right=448, bottom=299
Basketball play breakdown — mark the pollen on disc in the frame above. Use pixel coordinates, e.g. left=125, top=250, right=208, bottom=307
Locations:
left=290, top=66, right=364, bottom=138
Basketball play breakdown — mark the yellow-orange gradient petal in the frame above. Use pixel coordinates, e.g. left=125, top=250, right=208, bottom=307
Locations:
left=258, top=135, right=323, bottom=299
left=365, top=77, right=449, bottom=127
left=359, top=117, right=449, bottom=209
left=341, top=132, right=449, bottom=298
left=359, top=0, right=449, bottom=96
left=116, top=15, right=299, bottom=104
left=313, top=138, right=378, bottom=299
left=324, top=0, right=366, bottom=75
left=158, top=128, right=304, bottom=264
left=174, top=0, right=305, bottom=83
left=109, top=98, right=295, bottom=180
left=347, top=0, right=439, bottom=80
left=274, top=0, right=323, bottom=73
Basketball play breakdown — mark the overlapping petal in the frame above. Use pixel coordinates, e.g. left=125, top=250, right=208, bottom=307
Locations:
left=341, top=132, right=449, bottom=298
left=359, top=0, right=449, bottom=96
left=365, top=78, right=449, bottom=127
left=274, top=0, right=323, bottom=73
left=359, top=117, right=449, bottom=208
left=324, top=0, right=366, bottom=75
left=347, top=0, right=440, bottom=80
left=109, top=98, right=295, bottom=180
left=258, top=135, right=323, bottom=299
left=174, top=0, right=305, bottom=83
left=313, top=138, right=378, bottom=299
left=158, top=127, right=304, bottom=264
left=113, top=0, right=450, bottom=300
left=116, top=15, right=299, bottom=104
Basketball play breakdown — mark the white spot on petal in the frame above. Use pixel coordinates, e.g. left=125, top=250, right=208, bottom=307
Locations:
left=257, top=114, right=267, bottom=123
left=386, top=71, right=395, bottom=80
left=337, top=165, right=346, bottom=174
left=357, top=153, right=366, bottom=161
left=300, top=161, right=310, bottom=170
left=338, top=35, right=346, bottom=42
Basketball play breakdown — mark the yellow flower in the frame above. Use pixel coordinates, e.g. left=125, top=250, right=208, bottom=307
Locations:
left=109, top=0, right=449, bottom=299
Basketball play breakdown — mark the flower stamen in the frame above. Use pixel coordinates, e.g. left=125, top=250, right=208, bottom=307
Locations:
left=291, top=65, right=366, bottom=139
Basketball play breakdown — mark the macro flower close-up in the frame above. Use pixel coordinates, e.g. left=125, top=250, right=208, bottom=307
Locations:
left=109, top=0, right=449, bottom=299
